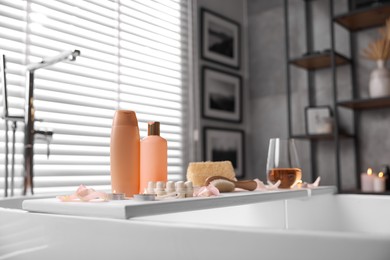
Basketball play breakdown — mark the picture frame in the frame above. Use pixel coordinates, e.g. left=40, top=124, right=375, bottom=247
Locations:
left=202, top=66, right=242, bottom=122
left=200, top=8, right=241, bottom=69
left=203, top=127, right=245, bottom=178
left=305, top=106, right=334, bottom=135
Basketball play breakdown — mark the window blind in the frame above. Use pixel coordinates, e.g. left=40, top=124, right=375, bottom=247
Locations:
left=0, top=0, right=190, bottom=196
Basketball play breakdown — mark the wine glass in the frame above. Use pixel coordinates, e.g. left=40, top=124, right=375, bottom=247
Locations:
left=266, top=138, right=302, bottom=189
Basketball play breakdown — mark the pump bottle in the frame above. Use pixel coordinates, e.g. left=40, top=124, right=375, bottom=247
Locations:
left=139, top=122, right=167, bottom=194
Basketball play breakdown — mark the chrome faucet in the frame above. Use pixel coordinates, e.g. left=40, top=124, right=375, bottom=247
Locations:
left=24, top=50, right=80, bottom=195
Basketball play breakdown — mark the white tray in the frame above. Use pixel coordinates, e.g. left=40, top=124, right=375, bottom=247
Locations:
left=22, top=186, right=336, bottom=219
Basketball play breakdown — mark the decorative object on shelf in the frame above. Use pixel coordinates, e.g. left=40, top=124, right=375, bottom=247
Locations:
left=361, top=168, right=375, bottom=192
left=203, top=127, right=245, bottom=178
left=302, top=49, right=331, bottom=57
left=369, top=59, right=390, bottom=97
left=361, top=167, right=388, bottom=192
left=373, top=171, right=386, bottom=192
left=363, top=19, right=390, bottom=98
left=305, top=106, right=333, bottom=135
left=202, top=67, right=242, bottom=122
left=200, top=8, right=240, bottom=69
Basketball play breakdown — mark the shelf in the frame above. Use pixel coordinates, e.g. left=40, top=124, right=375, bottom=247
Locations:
left=292, top=133, right=353, bottom=140
left=292, top=134, right=335, bottom=140
left=334, top=4, right=390, bottom=31
left=289, top=52, right=350, bottom=70
left=338, top=96, right=390, bottom=110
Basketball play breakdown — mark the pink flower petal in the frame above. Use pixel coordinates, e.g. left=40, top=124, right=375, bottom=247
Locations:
left=57, top=185, right=109, bottom=202
left=194, top=184, right=220, bottom=197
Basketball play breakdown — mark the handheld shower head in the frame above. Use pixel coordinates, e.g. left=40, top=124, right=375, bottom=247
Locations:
left=68, top=50, right=80, bottom=61
left=27, top=49, right=81, bottom=71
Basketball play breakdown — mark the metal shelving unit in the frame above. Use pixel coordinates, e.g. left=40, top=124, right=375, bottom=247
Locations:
left=335, top=2, right=390, bottom=190
left=283, top=0, right=358, bottom=191
left=284, top=0, right=390, bottom=192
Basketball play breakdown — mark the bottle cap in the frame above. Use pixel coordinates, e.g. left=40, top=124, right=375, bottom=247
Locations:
left=166, top=181, right=175, bottom=192
left=184, top=181, right=193, bottom=189
left=112, top=110, right=138, bottom=127
left=146, top=181, right=156, bottom=194
left=148, top=121, right=160, bottom=136
left=175, top=181, right=185, bottom=191
left=156, top=181, right=165, bottom=190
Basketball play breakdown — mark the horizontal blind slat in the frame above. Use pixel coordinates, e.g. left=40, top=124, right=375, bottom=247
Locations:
left=30, top=3, right=117, bottom=38
left=31, top=0, right=117, bottom=26
left=0, top=0, right=26, bottom=10
left=28, top=27, right=118, bottom=56
left=28, top=36, right=119, bottom=64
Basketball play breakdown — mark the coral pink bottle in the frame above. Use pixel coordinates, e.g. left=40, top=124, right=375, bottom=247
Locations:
left=139, top=122, right=167, bottom=194
left=110, top=110, right=140, bottom=197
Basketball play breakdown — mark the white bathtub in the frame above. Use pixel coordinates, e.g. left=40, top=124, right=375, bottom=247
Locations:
left=1, top=191, right=390, bottom=260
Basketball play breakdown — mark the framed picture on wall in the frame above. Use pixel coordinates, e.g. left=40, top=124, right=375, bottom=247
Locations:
left=200, top=8, right=240, bottom=69
left=305, top=106, right=334, bottom=135
left=202, top=66, right=242, bottom=122
left=203, top=127, right=245, bottom=178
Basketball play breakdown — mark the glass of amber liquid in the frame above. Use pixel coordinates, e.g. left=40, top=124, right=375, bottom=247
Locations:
left=266, top=138, right=302, bottom=189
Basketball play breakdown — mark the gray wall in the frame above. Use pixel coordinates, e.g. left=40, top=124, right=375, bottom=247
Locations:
left=247, top=0, right=390, bottom=190
left=193, top=0, right=251, bottom=177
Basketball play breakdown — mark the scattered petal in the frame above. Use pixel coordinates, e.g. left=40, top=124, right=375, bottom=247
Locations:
left=194, top=184, right=220, bottom=197
left=254, top=178, right=267, bottom=190
left=57, top=185, right=109, bottom=202
left=267, top=180, right=281, bottom=190
left=254, top=179, right=281, bottom=190
left=307, top=177, right=321, bottom=188
left=57, top=194, right=78, bottom=202
left=291, top=177, right=321, bottom=189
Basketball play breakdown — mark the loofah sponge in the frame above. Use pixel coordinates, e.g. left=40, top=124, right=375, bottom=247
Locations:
left=186, top=161, right=236, bottom=187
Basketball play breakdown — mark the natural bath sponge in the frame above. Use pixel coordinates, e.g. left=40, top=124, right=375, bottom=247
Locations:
left=186, top=161, right=236, bottom=187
